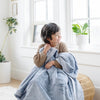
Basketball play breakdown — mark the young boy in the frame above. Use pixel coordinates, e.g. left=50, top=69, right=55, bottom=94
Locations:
left=33, top=23, right=68, bottom=69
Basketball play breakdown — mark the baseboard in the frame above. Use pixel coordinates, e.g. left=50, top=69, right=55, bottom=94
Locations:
left=93, top=87, right=100, bottom=100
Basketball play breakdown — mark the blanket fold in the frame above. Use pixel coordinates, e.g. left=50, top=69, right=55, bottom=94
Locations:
left=15, top=47, right=84, bottom=100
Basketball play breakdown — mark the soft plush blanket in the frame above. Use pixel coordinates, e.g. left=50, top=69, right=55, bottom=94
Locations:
left=15, top=47, right=84, bottom=100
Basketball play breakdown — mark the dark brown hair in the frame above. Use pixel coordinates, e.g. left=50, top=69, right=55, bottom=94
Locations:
left=41, top=23, right=60, bottom=44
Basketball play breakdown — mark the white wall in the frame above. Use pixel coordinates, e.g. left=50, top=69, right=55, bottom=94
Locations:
left=7, top=0, right=100, bottom=100
left=70, top=50, right=100, bottom=100
left=0, top=0, right=9, bottom=59
left=9, top=0, right=34, bottom=79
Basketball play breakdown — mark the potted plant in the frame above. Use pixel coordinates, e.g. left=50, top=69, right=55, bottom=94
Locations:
left=72, top=23, right=89, bottom=49
left=0, top=17, right=18, bottom=83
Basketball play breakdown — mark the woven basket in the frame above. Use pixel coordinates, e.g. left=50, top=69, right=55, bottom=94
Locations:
left=77, top=73, right=95, bottom=100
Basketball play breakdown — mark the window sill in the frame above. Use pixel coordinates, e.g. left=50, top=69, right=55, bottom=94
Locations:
left=20, top=43, right=100, bottom=54
left=68, top=44, right=100, bottom=54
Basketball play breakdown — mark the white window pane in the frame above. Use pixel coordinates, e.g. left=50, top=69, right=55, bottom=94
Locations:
left=48, top=0, right=54, bottom=21
left=73, top=0, right=88, bottom=19
left=90, top=20, right=100, bottom=44
left=33, top=25, right=43, bottom=42
left=72, top=20, right=88, bottom=26
left=34, top=0, right=46, bottom=22
left=90, top=0, right=100, bottom=18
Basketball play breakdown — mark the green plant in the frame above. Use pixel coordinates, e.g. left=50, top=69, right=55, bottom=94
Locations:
left=72, top=23, right=89, bottom=35
left=0, top=17, right=18, bottom=62
left=0, top=51, right=5, bottom=62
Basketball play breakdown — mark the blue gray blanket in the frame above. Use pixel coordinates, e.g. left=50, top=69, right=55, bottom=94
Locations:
left=15, top=47, right=84, bottom=100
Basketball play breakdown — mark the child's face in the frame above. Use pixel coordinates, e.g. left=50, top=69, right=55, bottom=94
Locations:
left=47, top=31, right=61, bottom=47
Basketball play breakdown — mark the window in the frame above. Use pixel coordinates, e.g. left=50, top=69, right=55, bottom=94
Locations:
left=23, top=0, right=70, bottom=46
left=32, top=0, right=54, bottom=42
left=72, top=0, right=100, bottom=45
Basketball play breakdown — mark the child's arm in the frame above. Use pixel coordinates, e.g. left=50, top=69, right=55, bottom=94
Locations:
left=33, top=44, right=51, bottom=67
left=45, top=42, right=68, bottom=69
left=45, top=60, right=62, bottom=69
left=33, top=44, right=46, bottom=67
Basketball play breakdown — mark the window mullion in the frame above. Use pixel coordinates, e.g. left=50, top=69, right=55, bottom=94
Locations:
left=88, top=0, right=90, bottom=43
left=46, top=0, right=48, bottom=21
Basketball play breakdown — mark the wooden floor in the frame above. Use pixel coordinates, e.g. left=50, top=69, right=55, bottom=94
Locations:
left=0, top=79, right=21, bottom=88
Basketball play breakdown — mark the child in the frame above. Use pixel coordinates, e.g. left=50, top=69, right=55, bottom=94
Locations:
left=15, top=23, right=84, bottom=100
left=34, top=23, right=68, bottom=69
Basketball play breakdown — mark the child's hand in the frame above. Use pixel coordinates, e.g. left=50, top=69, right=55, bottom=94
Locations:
left=45, top=61, right=54, bottom=69
left=43, top=44, right=51, bottom=54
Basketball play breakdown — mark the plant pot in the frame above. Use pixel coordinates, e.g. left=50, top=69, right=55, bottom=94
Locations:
left=76, top=35, right=89, bottom=49
left=0, top=61, right=11, bottom=83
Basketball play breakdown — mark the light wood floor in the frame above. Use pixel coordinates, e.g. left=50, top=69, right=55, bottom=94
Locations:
left=0, top=79, right=21, bottom=88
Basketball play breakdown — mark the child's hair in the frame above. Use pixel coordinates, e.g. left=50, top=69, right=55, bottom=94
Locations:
left=41, top=23, right=60, bottom=44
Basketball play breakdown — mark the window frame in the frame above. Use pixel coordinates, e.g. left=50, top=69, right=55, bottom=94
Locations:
left=30, top=0, right=60, bottom=44
left=68, top=0, right=100, bottom=51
